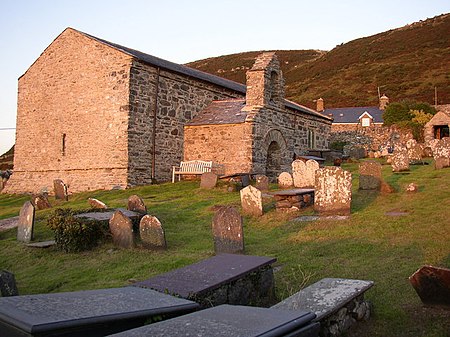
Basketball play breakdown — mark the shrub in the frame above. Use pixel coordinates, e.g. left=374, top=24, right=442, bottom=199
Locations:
left=329, top=141, right=347, bottom=151
left=47, top=208, right=106, bottom=253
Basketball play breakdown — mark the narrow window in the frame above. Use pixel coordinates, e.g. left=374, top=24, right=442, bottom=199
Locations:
left=62, top=133, right=66, bottom=156
left=307, top=130, right=316, bottom=149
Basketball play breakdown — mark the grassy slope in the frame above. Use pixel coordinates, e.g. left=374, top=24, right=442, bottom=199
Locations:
left=0, top=162, right=449, bottom=336
left=187, top=14, right=450, bottom=109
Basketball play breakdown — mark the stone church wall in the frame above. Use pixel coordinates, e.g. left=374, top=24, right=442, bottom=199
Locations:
left=4, top=29, right=133, bottom=193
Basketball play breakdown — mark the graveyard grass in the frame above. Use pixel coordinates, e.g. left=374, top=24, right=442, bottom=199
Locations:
left=0, top=161, right=449, bottom=337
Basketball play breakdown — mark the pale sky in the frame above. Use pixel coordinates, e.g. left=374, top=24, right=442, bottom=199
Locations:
left=1, top=0, right=449, bottom=155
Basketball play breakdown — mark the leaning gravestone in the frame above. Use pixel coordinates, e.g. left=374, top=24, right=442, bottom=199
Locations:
left=391, top=146, right=410, bottom=172
left=88, top=197, right=108, bottom=209
left=53, top=179, right=68, bottom=201
left=240, top=185, right=263, bottom=216
left=409, top=265, right=450, bottom=309
left=255, top=174, right=269, bottom=191
left=212, top=206, right=244, bottom=254
left=200, top=172, right=218, bottom=189
left=314, top=167, right=352, bottom=215
left=0, top=270, right=19, bottom=296
left=278, top=172, right=293, bottom=189
left=359, top=161, right=382, bottom=190
left=139, top=215, right=167, bottom=249
left=17, top=201, right=35, bottom=243
left=31, top=193, right=51, bottom=210
left=127, top=195, right=147, bottom=214
left=109, top=210, right=135, bottom=248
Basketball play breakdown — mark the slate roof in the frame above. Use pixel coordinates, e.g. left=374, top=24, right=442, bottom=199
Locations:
left=324, top=106, right=384, bottom=124
left=187, top=100, right=247, bottom=126
left=74, top=28, right=331, bottom=122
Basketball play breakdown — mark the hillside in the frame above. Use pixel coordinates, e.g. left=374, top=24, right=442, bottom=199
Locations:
left=187, top=13, right=450, bottom=109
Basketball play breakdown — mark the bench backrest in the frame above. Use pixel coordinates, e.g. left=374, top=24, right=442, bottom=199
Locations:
left=179, top=160, right=213, bottom=173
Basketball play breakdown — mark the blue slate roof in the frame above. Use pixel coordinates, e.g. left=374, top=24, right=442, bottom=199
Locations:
left=324, top=106, right=384, bottom=124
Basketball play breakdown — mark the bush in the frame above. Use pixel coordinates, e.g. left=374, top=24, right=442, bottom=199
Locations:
left=329, top=141, right=347, bottom=151
left=47, top=208, right=106, bottom=253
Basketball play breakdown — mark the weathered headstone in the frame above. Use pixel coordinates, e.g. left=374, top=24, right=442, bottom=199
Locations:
left=53, top=179, right=68, bottom=201
left=17, top=201, right=35, bottom=243
left=240, top=185, right=263, bottom=216
left=31, top=193, right=51, bottom=210
left=433, top=138, right=450, bottom=169
left=212, top=206, right=244, bottom=254
left=406, top=139, right=423, bottom=162
left=359, top=161, right=382, bottom=190
left=200, top=172, right=218, bottom=189
left=139, top=215, right=167, bottom=249
left=88, top=197, right=108, bottom=209
left=0, top=270, right=19, bottom=296
left=391, top=146, right=410, bottom=172
left=292, top=159, right=319, bottom=188
left=127, top=195, right=147, bottom=214
left=409, top=265, right=450, bottom=309
left=109, top=210, right=135, bottom=248
left=278, top=172, right=293, bottom=189
left=314, top=167, right=352, bottom=215
left=255, top=174, right=269, bottom=191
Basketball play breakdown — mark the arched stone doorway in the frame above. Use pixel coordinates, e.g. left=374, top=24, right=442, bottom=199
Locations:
left=262, top=129, right=288, bottom=179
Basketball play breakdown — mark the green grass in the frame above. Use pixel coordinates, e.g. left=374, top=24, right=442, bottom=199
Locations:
left=1, top=163, right=449, bottom=336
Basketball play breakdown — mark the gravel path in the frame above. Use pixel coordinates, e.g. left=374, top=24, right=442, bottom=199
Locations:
left=0, top=216, right=19, bottom=232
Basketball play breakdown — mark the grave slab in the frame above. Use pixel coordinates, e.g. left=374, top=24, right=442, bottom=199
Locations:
left=74, top=208, right=141, bottom=222
left=272, top=278, right=374, bottom=321
left=200, top=172, right=218, bottom=189
left=25, top=241, right=56, bottom=248
left=108, top=304, right=318, bottom=337
left=0, top=287, right=198, bottom=337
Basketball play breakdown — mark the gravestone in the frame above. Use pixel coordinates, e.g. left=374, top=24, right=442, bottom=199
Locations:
left=433, top=138, right=450, bottom=169
left=212, top=206, right=244, bottom=254
left=139, top=215, right=167, bottom=249
left=200, top=172, right=218, bottom=189
left=240, top=185, right=263, bottom=216
left=314, top=167, right=352, bottom=215
left=406, top=183, right=419, bottom=193
left=409, top=265, right=450, bottom=309
left=127, top=195, right=147, bottom=214
left=109, top=210, right=135, bottom=248
left=391, top=146, right=410, bottom=172
left=88, top=197, right=108, bottom=209
left=53, top=179, right=68, bottom=201
left=359, top=161, right=382, bottom=190
left=406, top=139, right=422, bottom=162
left=255, top=174, right=269, bottom=191
left=278, top=172, right=293, bottom=189
left=241, top=174, right=251, bottom=187
left=0, top=270, right=19, bottom=297
left=31, top=193, right=51, bottom=210
left=17, top=201, right=35, bottom=243
left=292, top=159, right=319, bottom=188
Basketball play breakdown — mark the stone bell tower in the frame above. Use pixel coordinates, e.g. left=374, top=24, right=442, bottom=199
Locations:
left=245, top=52, right=285, bottom=110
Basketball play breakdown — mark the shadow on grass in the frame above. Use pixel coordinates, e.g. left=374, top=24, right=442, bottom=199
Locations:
left=351, top=189, right=379, bottom=213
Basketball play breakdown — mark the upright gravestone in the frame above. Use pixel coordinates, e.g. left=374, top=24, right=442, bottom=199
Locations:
left=127, top=195, right=147, bottom=214
left=278, top=172, right=293, bottom=189
left=359, top=161, right=382, bottom=190
left=240, top=185, right=263, bottom=216
left=109, top=210, right=135, bottom=249
left=31, top=193, right=52, bottom=210
left=406, top=139, right=422, bottom=162
left=0, top=270, right=19, bottom=296
left=314, top=167, right=352, bottom=215
left=292, top=160, right=319, bottom=188
left=255, top=174, right=269, bottom=191
left=409, top=265, right=450, bottom=309
left=200, top=172, right=218, bottom=189
left=212, top=206, right=244, bottom=254
left=88, top=197, right=108, bottom=209
left=139, top=215, right=167, bottom=249
left=433, top=138, right=450, bottom=169
left=391, top=146, right=410, bottom=172
left=53, top=179, right=68, bottom=201
left=17, top=201, right=35, bottom=243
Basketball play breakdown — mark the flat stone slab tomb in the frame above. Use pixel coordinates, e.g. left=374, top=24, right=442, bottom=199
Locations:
left=0, top=287, right=198, bottom=337
left=271, top=188, right=315, bottom=211
left=272, top=278, right=374, bottom=337
left=74, top=208, right=142, bottom=223
left=132, top=253, right=277, bottom=308
left=108, top=304, right=319, bottom=337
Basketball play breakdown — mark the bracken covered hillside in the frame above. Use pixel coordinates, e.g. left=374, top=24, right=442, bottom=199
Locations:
left=187, top=13, right=450, bottom=109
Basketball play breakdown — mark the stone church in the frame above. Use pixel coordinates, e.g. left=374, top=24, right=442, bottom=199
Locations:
left=4, top=28, right=331, bottom=194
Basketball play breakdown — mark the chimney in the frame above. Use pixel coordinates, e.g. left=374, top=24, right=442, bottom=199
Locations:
left=316, top=98, right=324, bottom=112
left=379, top=94, right=389, bottom=110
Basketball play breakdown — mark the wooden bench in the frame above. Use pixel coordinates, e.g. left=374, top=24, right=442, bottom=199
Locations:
left=132, top=253, right=277, bottom=308
left=172, top=160, right=212, bottom=183
left=272, top=278, right=374, bottom=337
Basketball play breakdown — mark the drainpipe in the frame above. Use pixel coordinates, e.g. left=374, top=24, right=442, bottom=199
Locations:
left=151, top=68, right=160, bottom=181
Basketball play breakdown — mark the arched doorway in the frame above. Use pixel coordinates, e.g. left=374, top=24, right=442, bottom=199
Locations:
left=262, top=129, right=288, bottom=180
left=266, top=141, right=282, bottom=178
